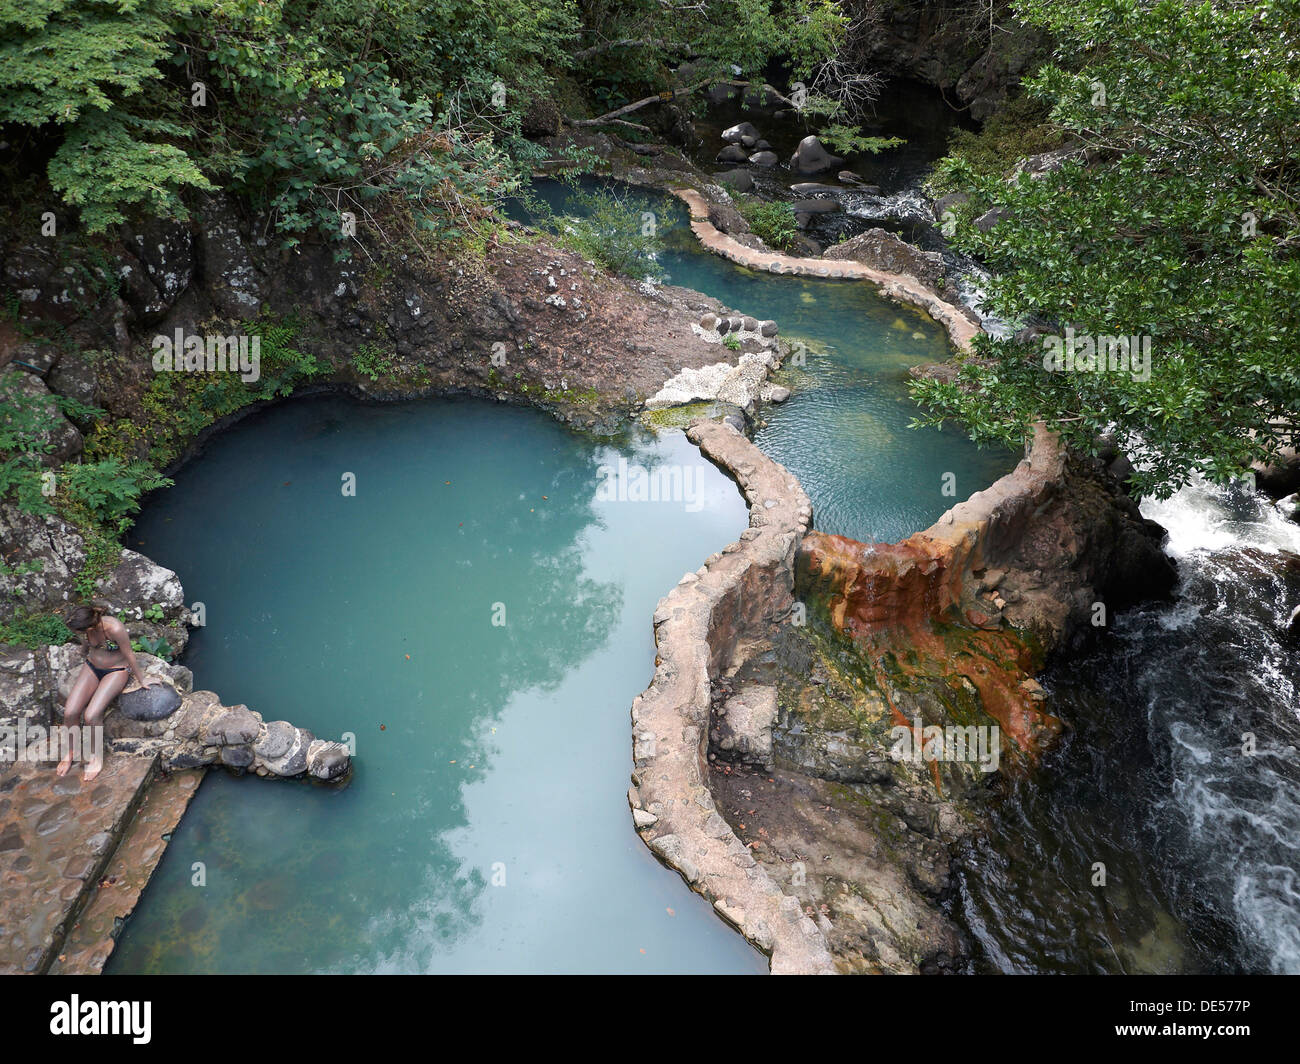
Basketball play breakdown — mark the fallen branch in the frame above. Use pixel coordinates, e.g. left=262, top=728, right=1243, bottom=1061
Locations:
left=566, top=78, right=793, bottom=131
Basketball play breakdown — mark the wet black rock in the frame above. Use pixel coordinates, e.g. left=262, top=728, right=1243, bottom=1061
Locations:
left=117, top=683, right=182, bottom=722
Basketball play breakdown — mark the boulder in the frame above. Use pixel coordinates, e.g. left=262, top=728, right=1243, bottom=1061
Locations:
left=824, top=228, right=947, bottom=289
left=790, top=198, right=842, bottom=215
left=933, top=192, right=970, bottom=221
left=790, top=183, right=840, bottom=195
left=974, top=207, right=1010, bottom=232
left=220, top=744, right=255, bottom=770
left=748, top=151, right=779, bottom=167
left=9, top=342, right=57, bottom=375
left=717, top=169, right=754, bottom=193
left=46, top=351, right=99, bottom=408
left=716, top=144, right=749, bottom=164
left=721, top=122, right=760, bottom=145
left=713, top=684, right=779, bottom=765
left=306, top=739, right=351, bottom=781
left=253, top=720, right=297, bottom=761
left=117, top=682, right=182, bottom=722
left=1, top=370, right=82, bottom=466
left=202, top=704, right=260, bottom=746
left=789, top=136, right=844, bottom=175
left=707, top=200, right=748, bottom=236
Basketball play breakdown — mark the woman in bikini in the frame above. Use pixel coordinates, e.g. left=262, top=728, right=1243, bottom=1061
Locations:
left=60, top=604, right=157, bottom=781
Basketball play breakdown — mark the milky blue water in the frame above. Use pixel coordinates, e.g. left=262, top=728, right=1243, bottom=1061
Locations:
left=108, top=397, right=765, bottom=973
left=110, top=173, right=1018, bottom=974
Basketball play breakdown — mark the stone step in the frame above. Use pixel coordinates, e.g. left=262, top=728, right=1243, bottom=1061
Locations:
left=50, top=767, right=204, bottom=974
left=0, top=753, right=157, bottom=973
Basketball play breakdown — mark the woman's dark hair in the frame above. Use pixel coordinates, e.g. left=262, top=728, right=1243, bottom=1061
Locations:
left=66, top=604, right=105, bottom=632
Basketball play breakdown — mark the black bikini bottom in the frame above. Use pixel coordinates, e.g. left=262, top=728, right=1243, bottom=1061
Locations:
left=89, top=663, right=127, bottom=681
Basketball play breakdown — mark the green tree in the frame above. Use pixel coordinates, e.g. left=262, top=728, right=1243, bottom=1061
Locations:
left=915, top=0, right=1300, bottom=498
left=0, top=0, right=214, bottom=229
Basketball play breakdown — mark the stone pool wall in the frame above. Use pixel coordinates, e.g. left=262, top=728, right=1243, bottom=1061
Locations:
left=628, top=418, right=835, bottom=975
left=666, top=187, right=982, bottom=354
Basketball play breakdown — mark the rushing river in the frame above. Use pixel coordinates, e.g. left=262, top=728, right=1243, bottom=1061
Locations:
left=957, top=479, right=1300, bottom=973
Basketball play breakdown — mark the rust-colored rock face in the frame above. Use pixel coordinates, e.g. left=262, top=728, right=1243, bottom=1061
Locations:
left=795, top=425, right=1177, bottom=761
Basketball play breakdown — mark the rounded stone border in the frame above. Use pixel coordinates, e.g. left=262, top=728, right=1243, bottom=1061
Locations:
left=668, top=188, right=980, bottom=355
left=627, top=418, right=836, bottom=974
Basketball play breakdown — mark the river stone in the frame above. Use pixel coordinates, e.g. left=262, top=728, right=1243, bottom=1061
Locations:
left=759, top=320, right=778, bottom=337
left=264, top=728, right=314, bottom=777
left=220, top=744, right=255, bottom=769
left=716, top=144, right=749, bottom=164
left=768, top=386, right=791, bottom=403
left=204, top=704, right=260, bottom=745
left=717, top=169, right=754, bottom=193
left=307, top=740, right=350, bottom=781
left=749, top=150, right=778, bottom=167
left=116, top=682, right=182, bottom=722
left=789, top=135, right=844, bottom=175
left=721, top=122, right=759, bottom=145
left=253, top=720, right=296, bottom=760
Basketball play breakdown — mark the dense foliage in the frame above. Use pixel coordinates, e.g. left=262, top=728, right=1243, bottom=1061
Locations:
left=1, top=0, right=844, bottom=250
left=916, top=0, right=1300, bottom=497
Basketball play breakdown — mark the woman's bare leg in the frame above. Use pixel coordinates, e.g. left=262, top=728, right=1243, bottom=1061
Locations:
left=57, top=666, right=98, bottom=777
left=80, top=670, right=129, bottom=782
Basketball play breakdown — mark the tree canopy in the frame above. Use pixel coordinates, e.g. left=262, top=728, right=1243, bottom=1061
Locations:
left=0, top=0, right=845, bottom=247
left=915, top=0, right=1300, bottom=498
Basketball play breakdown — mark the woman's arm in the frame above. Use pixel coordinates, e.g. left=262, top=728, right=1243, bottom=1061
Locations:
left=108, top=617, right=154, bottom=688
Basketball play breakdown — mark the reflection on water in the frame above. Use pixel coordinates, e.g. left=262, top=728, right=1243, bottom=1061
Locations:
left=522, top=177, right=1019, bottom=543
left=109, top=397, right=765, bottom=973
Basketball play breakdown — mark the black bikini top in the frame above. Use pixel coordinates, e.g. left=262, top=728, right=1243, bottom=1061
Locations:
left=85, top=627, right=120, bottom=654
